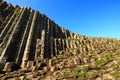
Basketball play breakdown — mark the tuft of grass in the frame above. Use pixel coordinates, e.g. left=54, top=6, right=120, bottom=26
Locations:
left=70, top=73, right=79, bottom=79
left=95, top=54, right=113, bottom=68
left=111, top=72, right=120, bottom=77
left=86, top=72, right=98, bottom=79
left=52, top=60, right=57, bottom=65
left=56, top=72, right=62, bottom=77
left=57, top=54, right=63, bottom=59
left=14, top=8, right=20, bottom=15
left=62, top=72, right=70, bottom=78
left=111, top=63, right=118, bottom=70
left=23, top=77, right=29, bottom=80
left=76, top=66, right=89, bottom=72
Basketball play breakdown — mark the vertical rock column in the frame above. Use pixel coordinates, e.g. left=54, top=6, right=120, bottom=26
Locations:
left=61, top=28, right=65, bottom=38
left=21, top=11, right=38, bottom=68
left=15, top=9, right=34, bottom=66
left=7, top=7, right=30, bottom=62
left=58, top=39, right=63, bottom=51
left=0, top=5, right=14, bottom=34
left=70, top=32, right=74, bottom=39
left=0, top=1, right=8, bottom=20
left=62, top=39, right=67, bottom=51
left=34, top=39, right=41, bottom=65
left=50, top=20, right=54, bottom=57
left=34, top=13, right=43, bottom=63
left=28, top=11, right=40, bottom=61
left=55, top=25, right=59, bottom=38
left=0, top=7, right=22, bottom=47
left=0, top=7, right=19, bottom=43
left=65, top=39, right=70, bottom=51
left=0, top=7, right=27, bottom=63
left=53, top=39, right=58, bottom=56
left=44, top=18, right=51, bottom=58
left=2, top=4, right=14, bottom=18
left=40, top=30, right=45, bottom=60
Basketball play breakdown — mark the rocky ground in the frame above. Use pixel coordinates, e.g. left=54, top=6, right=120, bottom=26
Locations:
left=0, top=37, right=120, bottom=80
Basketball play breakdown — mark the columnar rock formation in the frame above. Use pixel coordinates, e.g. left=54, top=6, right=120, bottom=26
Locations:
left=1, top=1, right=120, bottom=80
left=0, top=0, right=75, bottom=71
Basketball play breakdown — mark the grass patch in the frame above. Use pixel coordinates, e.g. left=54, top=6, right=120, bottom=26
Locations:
left=70, top=73, right=79, bottom=79
left=14, top=8, right=20, bottom=15
left=111, top=72, right=120, bottom=77
left=95, top=54, right=113, bottom=68
left=23, top=77, right=29, bottom=80
left=76, top=65, right=89, bottom=72
left=62, top=72, right=71, bottom=78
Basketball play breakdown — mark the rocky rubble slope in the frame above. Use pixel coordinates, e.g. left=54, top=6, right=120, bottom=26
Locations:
left=0, top=0, right=120, bottom=80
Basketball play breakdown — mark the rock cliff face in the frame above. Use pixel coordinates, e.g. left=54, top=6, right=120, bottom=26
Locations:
left=0, top=1, right=120, bottom=80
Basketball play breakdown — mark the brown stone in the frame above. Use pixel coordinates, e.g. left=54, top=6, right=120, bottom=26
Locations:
left=50, top=66, right=55, bottom=72
left=43, top=66, right=48, bottom=72
left=26, top=61, right=34, bottom=69
left=74, top=57, right=81, bottom=65
left=3, top=62, right=14, bottom=72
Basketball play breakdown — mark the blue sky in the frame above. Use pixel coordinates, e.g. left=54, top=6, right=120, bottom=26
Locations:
left=5, top=0, right=120, bottom=39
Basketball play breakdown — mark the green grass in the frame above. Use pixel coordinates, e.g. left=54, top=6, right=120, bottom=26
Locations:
left=52, top=60, right=57, bottom=65
left=95, top=54, right=113, bottom=68
left=63, top=72, right=70, bottom=78
left=111, top=63, right=118, bottom=70
left=76, top=66, right=89, bottom=72
left=23, top=77, right=29, bottom=80
left=57, top=54, right=63, bottom=59
left=111, top=72, right=120, bottom=77
left=70, top=73, right=79, bottom=79
left=14, top=8, right=20, bottom=15
left=85, top=72, right=98, bottom=79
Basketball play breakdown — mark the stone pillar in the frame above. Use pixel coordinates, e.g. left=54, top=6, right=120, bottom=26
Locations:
left=40, top=30, right=45, bottom=60
left=34, top=39, right=41, bottom=65
left=50, top=21, right=54, bottom=57
left=54, top=39, right=58, bottom=56
left=65, top=39, right=70, bottom=49
left=45, top=18, right=51, bottom=58
left=15, top=9, right=34, bottom=65
left=58, top=38, right=62, bottom=50
left=26, top=61, right=34, bottom=69
left=61, top=27, right=65, bottom=38
left=0, top=7, right=26, bottom=63
left=70, top=32, right=74, bottom=39
left=54, top=25, right=59, bottom=38
left=0, top=7, right=22, bottom=47
left=3, top=62, right=15, bottom=72
left=70, top=39, right=73, bottom=48
left=21, top=11, right=37, bottom=68
left=62, top=39, right=66, bottom=51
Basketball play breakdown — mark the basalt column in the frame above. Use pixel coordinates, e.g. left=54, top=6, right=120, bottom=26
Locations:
left=15, top=8, right=34, bottom=66
left=0, top=7, right=29, bottom=63
left=0, top=1, right=85, bottom=71
left=21, top=11, right=38, bottom=68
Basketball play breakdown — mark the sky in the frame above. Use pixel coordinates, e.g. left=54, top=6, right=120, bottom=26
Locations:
left=5, top=0, right=120, bottom=39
